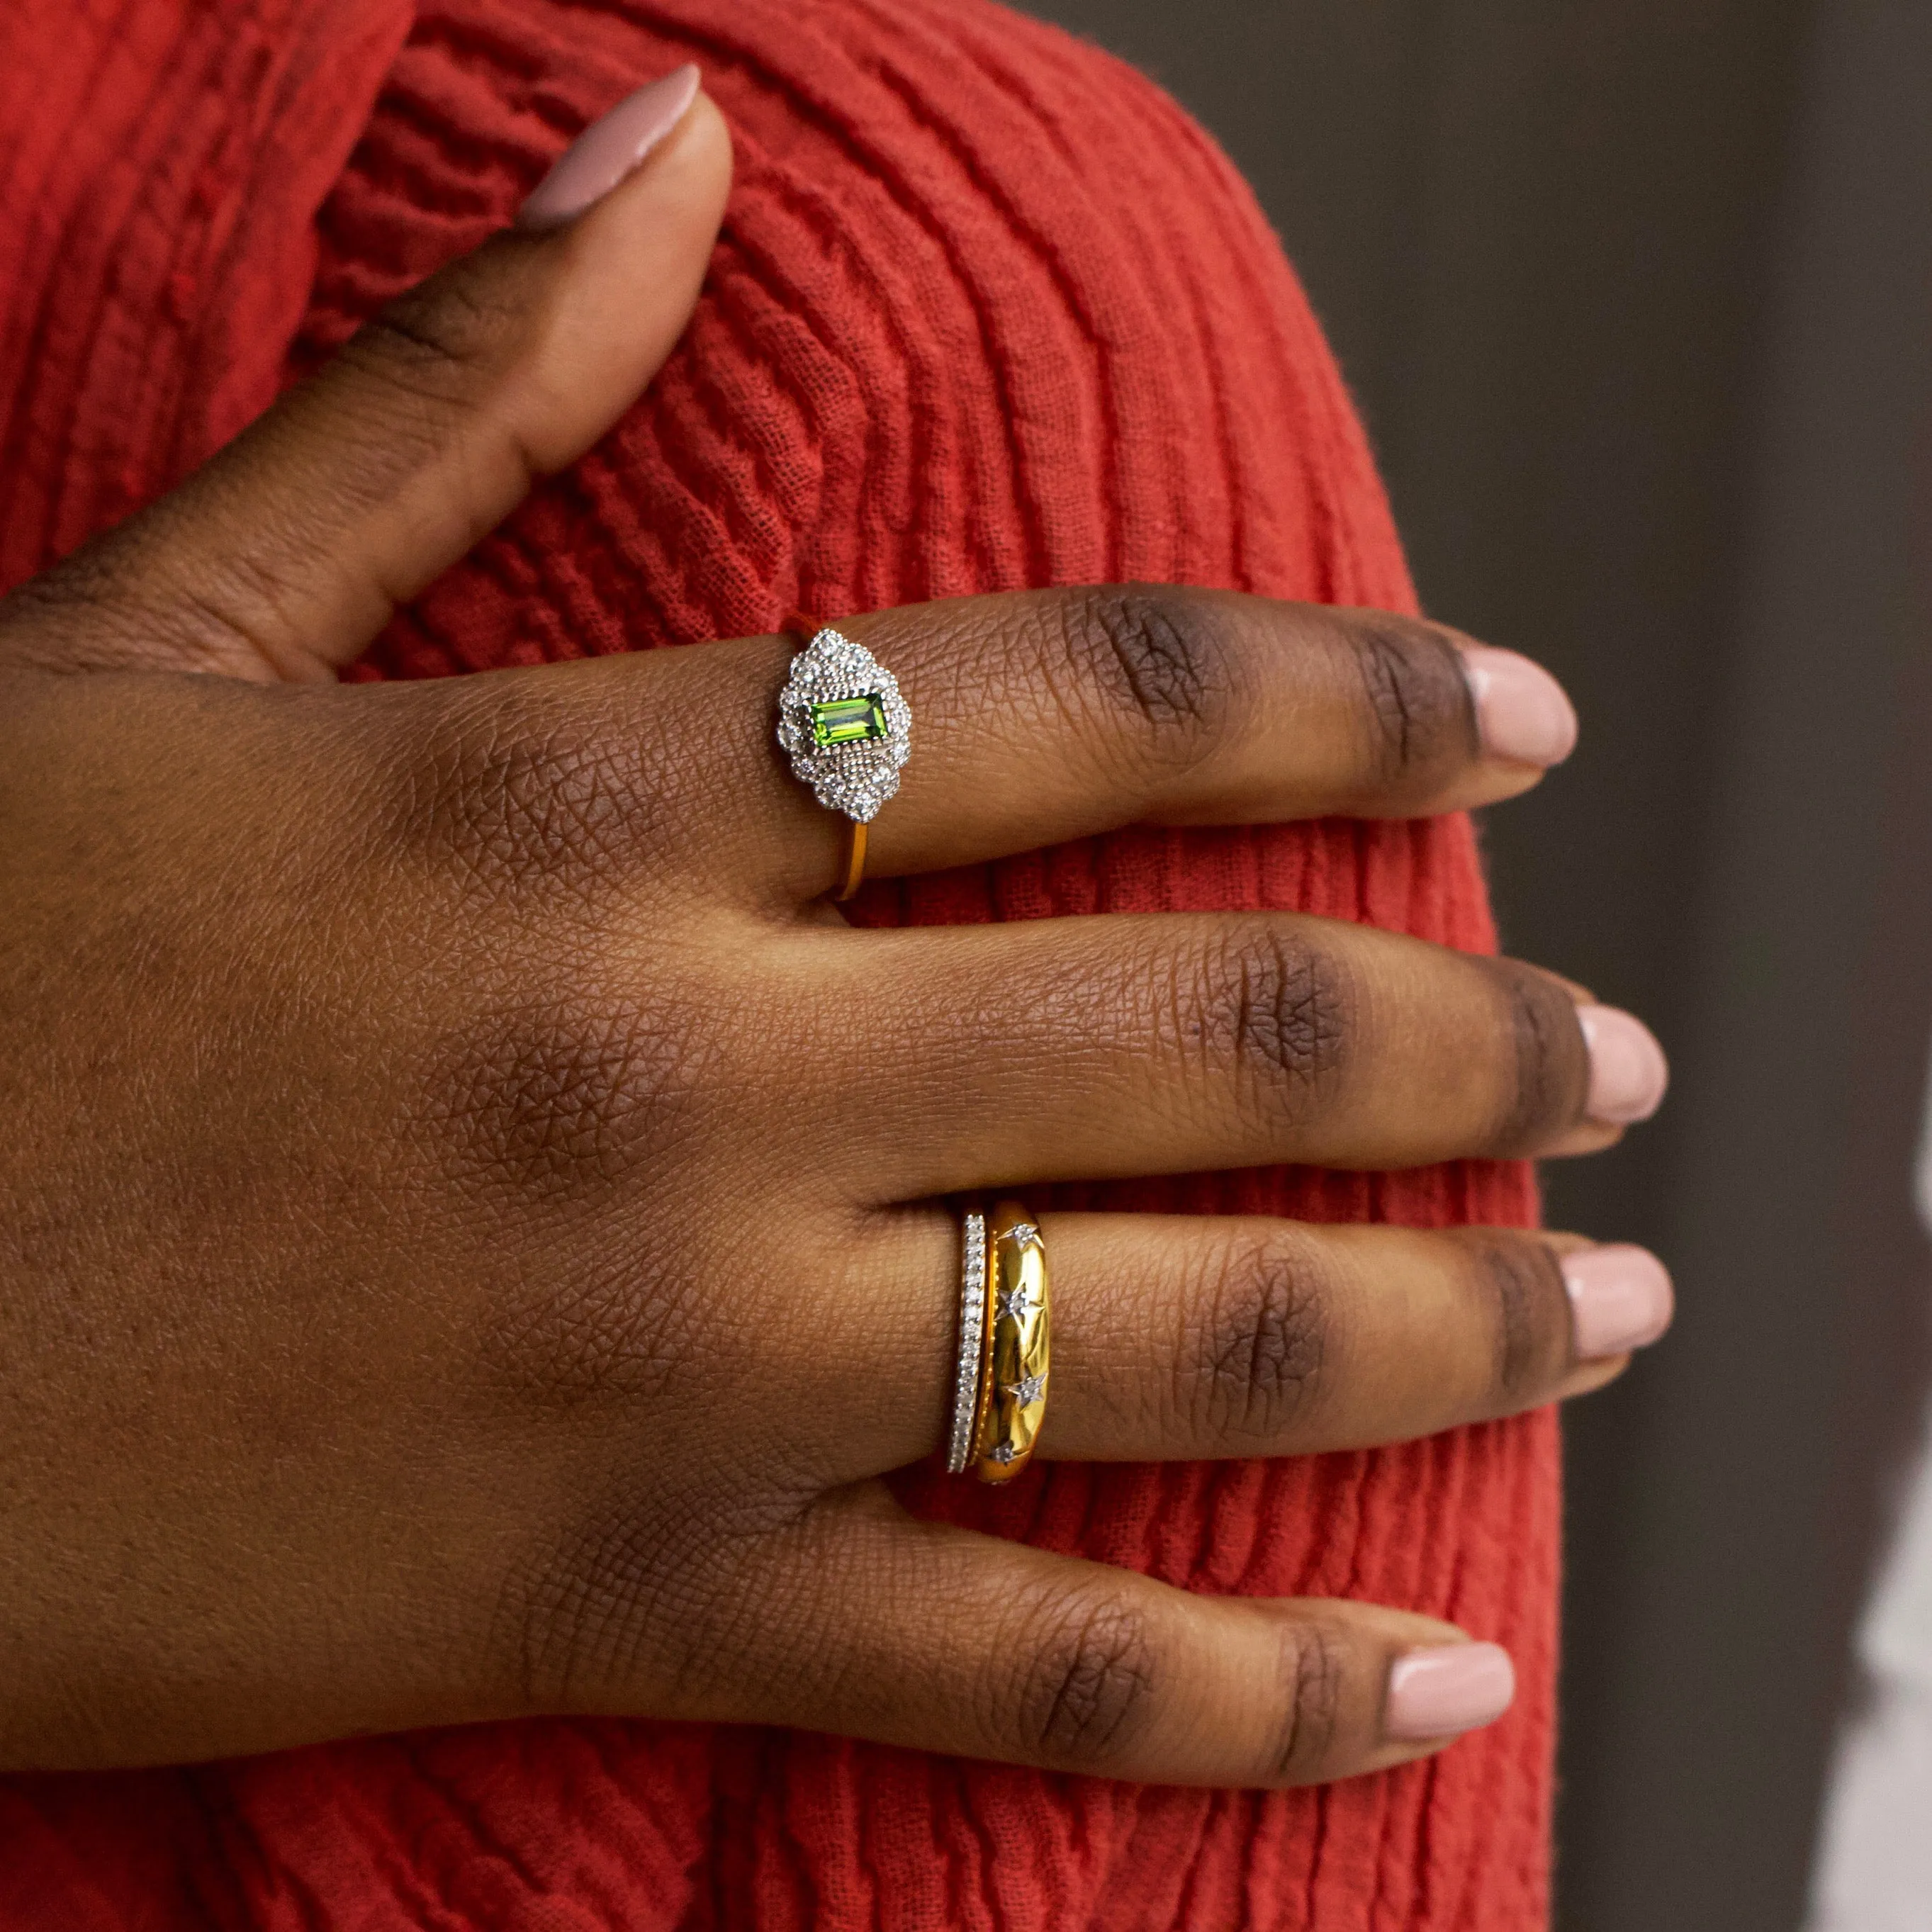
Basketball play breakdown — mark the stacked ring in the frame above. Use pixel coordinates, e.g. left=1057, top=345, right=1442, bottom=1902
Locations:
left=968, top=1201, right=1050, bottom=1485
left=775, top=614, right=911, bottom=901
left=944, top=1209, right=988, bottom=1476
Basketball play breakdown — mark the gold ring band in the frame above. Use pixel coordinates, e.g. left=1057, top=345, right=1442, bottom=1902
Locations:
left=971, top=1201, right=1050, bottom=1483
left=835, top=820, right=867, bottom=902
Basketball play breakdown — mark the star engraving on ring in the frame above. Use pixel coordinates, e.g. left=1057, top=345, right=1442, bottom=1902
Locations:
left=985, top=1440, right=1022, bottom=1465
left=1002, top=1371, right=1048, bottom=1407
left=995, top=1282, right=1033, bottom=1324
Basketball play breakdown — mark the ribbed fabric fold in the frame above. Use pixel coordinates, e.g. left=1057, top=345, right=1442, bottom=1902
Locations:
left=0, top=2, right=1555, bottom=1923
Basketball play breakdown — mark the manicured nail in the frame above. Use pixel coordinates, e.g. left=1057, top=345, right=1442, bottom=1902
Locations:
left=1562, top=1244, right=1675, bottom=1358
left=517, top=65, right=702, bottom=232
left=1578, top=1004, right=1670, bottom=1123
left=1385, top=1641, right=1516, bottom=1742
left=1458, top=644, right=1578, bottom=767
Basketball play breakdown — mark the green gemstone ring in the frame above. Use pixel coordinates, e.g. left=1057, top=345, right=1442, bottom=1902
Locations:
left=776, top=619, right=912, bottom=899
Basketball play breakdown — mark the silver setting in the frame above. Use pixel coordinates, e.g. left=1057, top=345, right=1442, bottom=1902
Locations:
left=945, top=1211, right=989, bottom=1475
left=1002, top=1371, right=1048, bottom=1407
left=775, top=626, right=911, bottom=824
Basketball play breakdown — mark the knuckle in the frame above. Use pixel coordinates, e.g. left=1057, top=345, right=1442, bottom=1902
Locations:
left=417, top=985, right=746, bottom=1417
left=1462, top=1235, right=1571, bottom=1407
left=1013, top=1591, right=1160, bottom=1770
left=388, top=687, right=673, bottom=900
left=1486, top=962, right=1593, bottom=1154
left=1058, top=586, right=1236, bottom=758
left=416, top=989, right=714, bottom=1207
left=483, top=1237, right=702, bottom=1414
left=506, top=1493, right=777, bottom=1712
left=509, top=1505, right=683, bottom=1707
left=1344, top=619, right=1476, bottom=785
left=1273, top=1617, right=1350, bottom=1782
left=1191, top=926, right=1352, bottom=1121
left=1192, top=1233, right=1331, bottom=1446
left=342, top=251, right=527, bottom=410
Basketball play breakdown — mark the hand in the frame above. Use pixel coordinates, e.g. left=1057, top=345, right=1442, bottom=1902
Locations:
left=0, top=77, right=1668, bottom=1787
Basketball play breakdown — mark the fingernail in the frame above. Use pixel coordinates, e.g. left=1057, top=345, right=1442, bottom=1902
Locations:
left=1562, top=1244, right=1675, bottom=1358
left=1385, top=1641, right=1516, bottom=1742
left=1458, top=644, right=1578, bottom=767
left=1578, top=1004, right=1670, bottom=1123
left=517, top=65, right=702, bottom=232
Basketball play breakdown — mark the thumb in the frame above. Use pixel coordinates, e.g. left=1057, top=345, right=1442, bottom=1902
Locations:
left=0, top=67, right=731, bottom=683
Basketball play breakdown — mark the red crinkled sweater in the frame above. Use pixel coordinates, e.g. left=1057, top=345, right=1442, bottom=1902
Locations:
left=0, top=0, right=1556, bottom=1924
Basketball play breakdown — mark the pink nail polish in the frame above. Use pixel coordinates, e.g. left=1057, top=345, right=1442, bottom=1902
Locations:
left=1458, top=644, right=1578, bottom=767
left=517, top=66, right=702, bottom=233
left=1578, top=1004, right=1670, bottom=1124
left=1385, top=1641, right=1516, bottom=1742
left=1562, top=1244, right=1675, bottom=1358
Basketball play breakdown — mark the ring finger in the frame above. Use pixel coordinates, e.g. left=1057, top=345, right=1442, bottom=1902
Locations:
left=843, top=1212, right=1673, bottom=1472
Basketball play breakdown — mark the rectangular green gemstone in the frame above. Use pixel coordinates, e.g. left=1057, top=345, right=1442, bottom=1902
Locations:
left=810, top=693, right=889, bottom=747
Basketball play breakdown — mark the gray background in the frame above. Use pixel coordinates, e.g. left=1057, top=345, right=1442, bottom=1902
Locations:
left=1012, top=4, right=1932, bottom=1926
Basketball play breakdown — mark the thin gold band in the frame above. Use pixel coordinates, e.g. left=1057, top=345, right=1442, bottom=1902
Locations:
left=970, top=1201, right=1050, bottom=1483
left=834, top=820, right=867, bottom=902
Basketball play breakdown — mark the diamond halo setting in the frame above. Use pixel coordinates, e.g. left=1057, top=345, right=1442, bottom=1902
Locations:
left=776, top=626, right=911, bottom=824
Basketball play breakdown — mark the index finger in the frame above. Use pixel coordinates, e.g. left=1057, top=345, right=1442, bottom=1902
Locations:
left=719, top=586, right=1576, bottom=900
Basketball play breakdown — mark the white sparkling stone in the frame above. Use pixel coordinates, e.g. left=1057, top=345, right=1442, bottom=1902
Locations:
left=995, top=1283, right=1032, bottom=1325
left=776, top=627, right=912, bottom=824
left=1003, top=1372, right=1048, bottom=1408
left=946, top=1212, right=987, bottom=1475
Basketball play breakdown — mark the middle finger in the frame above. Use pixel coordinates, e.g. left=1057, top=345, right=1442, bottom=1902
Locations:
left=815, top=912, right=1666, bottom=1198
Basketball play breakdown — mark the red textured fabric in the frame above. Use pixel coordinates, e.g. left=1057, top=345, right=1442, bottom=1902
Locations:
left=0, top=1, right=1557, bottom=1925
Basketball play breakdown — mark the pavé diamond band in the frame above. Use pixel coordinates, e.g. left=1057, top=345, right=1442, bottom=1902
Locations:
left=970, top=1202, right=1050, bottom=1485
left=776, top=614, right=911, bottom=902
left=945, top=1209, right=989, bottom=1476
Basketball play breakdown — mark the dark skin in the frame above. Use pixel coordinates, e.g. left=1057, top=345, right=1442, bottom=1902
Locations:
left=0, top=91, right=1663, bottom=1785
